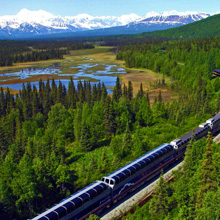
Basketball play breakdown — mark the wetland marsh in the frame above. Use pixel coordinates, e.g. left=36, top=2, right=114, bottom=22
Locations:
left=0, top=47, right=177, bottom=101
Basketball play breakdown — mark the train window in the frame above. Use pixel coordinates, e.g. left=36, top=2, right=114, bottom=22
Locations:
left=123, top=171, right=128, bottom=178
left=87, top=189, right=96, bottom=199
left=135, top=164, right=141, bottom=171
left=117, top=173, right=125, bottom=181
left=159, top=149, right=166, bottom=155
left=45, top=211, right=59, bottom=220
left=113, top=176, right=120, bottom=184
left=148, top=155, right=154, bottom=162
left=54, top=207, right=67, bottom=219
left=143, top=158, right=150, bottom=165
left=123, top=169, right=130, bottom=177
left=94, top=185, right=104, bottom=195
left=63, top=202, right=75, bottom=213
left=106, top=178, right=110, bottom=184
left=132, top=163, right=140, bottom=171
left=129, top=166, right=136, bottom=175
left=102, top=177, right=105, bottom=182
left=80, top=193, right=90, bottom=203
left=154, top=152, right=160, bottom=159
left=101, top=183, right=108, bottom=189
left=121, top=175, right=126, bottom=181
left=139, top=161, right=145, bottom=169
left=110, top=180, right=114, bottom=185
left=71, top=197, right=83, bottom=209
left=151, top=154, right=156, bottom=161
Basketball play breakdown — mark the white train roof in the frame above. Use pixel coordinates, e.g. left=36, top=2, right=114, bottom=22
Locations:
left=32, top=181, right=107, bottom=220
left=105, top=143, right=173, bottom=180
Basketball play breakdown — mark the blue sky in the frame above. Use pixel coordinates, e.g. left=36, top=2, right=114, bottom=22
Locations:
left=2, top=0, right=220, bottom=16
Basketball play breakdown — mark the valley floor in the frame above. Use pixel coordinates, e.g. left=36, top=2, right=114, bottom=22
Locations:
left=0, top=46, right=177, bottom=102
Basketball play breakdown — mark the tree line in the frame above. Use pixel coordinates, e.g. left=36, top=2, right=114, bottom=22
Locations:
left=0, top=40, right=95, bottom=67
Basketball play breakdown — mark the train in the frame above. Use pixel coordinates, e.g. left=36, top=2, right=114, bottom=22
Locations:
left=32, top=113, right=220, bottom=220
left=213, top=69, right=220, bottom=77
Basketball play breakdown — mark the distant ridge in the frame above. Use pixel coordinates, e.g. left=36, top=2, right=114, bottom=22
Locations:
left=140, top=13, right=220, bottom=39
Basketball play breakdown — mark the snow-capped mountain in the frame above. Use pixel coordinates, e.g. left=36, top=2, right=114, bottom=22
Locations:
left=0, top=9, right=215, bottom=38
left=127, top=11, right=210, bottom=28
left=0, top=9, right=140, bottom=37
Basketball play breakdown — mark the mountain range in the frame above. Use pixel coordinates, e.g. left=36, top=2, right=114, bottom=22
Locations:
left=140, top=13, right=220, bottom=40
left=0, top=9, right=217, bottom=39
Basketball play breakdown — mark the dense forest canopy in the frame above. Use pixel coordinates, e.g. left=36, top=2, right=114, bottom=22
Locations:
left=0, top=40, right=94, bottom=66
left=0, top=35, right=220, bottom=220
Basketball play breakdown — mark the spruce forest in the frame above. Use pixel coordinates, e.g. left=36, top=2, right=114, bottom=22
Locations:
left=0, top=40, right=94, bottom=66
left=0, top=36, right=220, bottom=220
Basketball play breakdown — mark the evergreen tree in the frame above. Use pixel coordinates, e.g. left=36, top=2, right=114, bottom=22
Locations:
left=103, top=97, right=117, bottom=137
left=85, top=82, right=92, bottom=105
left=136, top=83, right=144, bottom=99
left=128, top=80, right=133, bottom=101
left=92, top=84, right=97, bottom=103
left=196, top=132, right=217, bottom=208
left=57, top=81, right=64, bottom=104
left=121, top=122, right=132, bottom=158
left=149, top=171, right=169, bottom=216
left=32, top=85, right=40, bottom=117
left=51, top=78, right=57, bottom=105
left=101, top=83, right=107, bottom=104
left=96, top=82, right=102, bottom=101
left=68, top=77, right=77, bottom=109
left=12, top=153, right=38, bottom=219
left=112, top=76, right=122, bottom=102
left=183, top=131, right=196, bottom=176
left=80, top=122, right=92, bottom=152
left=122, top=83, right=128, bottom=98
left=158, top=90, right=163, bottom=103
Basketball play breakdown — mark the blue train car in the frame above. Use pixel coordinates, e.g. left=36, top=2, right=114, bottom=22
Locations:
left=213, top=69, right=220, bottom=77
left=32, top=181, right=111, bottom=220
left=102, top=143, right=175, bottom=201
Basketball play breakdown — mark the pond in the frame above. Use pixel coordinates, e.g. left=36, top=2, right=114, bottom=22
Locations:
left=0, top=61, right=127, bottom=94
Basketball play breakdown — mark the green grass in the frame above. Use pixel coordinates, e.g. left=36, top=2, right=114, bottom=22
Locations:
left=69, top=47, right=112, bottom=56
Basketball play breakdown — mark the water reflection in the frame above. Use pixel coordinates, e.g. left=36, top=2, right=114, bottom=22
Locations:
left=0, top=67, right=62, bottom=80
left=0, top=63, right=126, bottom=81
left=0, top=62, right=127, bottom=94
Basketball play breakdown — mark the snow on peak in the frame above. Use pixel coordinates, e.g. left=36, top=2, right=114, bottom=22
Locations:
left=73, top=13, right=94, bottom=20
left=118, top=13, right=140, bottom=25
left=142, top=10, right=209, bottom=18
left=15, top=8, right=54, bottom=24
left=144, top=11, right=160, bottom=18
left=16, top=8, right=53, bottom=19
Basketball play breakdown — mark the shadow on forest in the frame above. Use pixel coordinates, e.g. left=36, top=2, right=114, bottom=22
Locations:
left=94, top=139, right=111, bottom=150
left=66, top=152, right=85, bottom=164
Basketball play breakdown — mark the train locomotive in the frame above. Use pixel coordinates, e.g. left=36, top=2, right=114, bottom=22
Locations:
left=32, top=113, right=220, bottom=220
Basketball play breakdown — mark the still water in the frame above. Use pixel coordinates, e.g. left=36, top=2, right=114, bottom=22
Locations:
left=0, top=62, right=126, bottom=93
